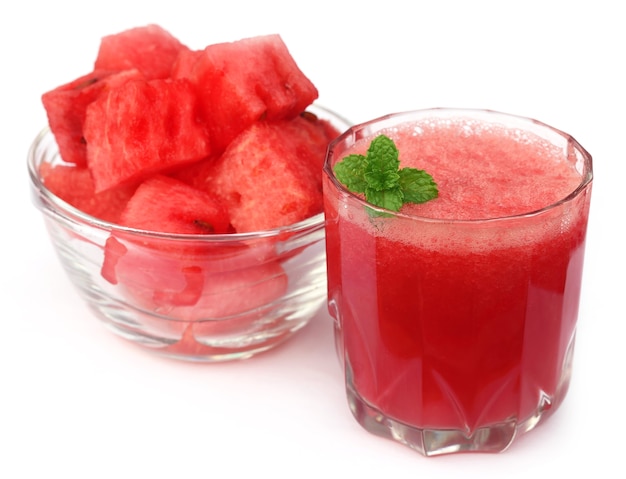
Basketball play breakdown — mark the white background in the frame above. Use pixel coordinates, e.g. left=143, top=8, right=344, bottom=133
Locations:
left=1, top=1, right=624, bottom=477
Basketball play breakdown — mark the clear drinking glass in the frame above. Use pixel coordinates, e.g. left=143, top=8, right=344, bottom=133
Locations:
left=322, top=108, right=593, bottom=455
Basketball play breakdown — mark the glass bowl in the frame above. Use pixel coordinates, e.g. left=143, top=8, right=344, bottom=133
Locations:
left=28, top=105, right=350, bottom=362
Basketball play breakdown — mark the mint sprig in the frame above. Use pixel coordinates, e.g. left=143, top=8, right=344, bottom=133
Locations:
left=334, top=134, right=438, bottom=212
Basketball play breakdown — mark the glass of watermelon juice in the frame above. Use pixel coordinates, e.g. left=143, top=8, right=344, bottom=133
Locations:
left=322, top=108, right=593, bottom=455
left=29, top=105, right=350, bottom=362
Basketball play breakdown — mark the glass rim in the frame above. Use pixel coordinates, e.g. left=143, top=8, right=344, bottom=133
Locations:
left=28, top=103, right=350, bottom=242
left=323, top=107, right=593, bottom=225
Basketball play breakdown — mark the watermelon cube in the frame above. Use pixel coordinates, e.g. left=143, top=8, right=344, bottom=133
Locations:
left=118, top=175, right=230, bottom=235
left=173, top=34, right=318, bottom=152
left=94, top=24, right=190, bottom=80
left=84, top=78, right=212, bottom=192
left=186, top=261, right=289, bottom=338
left=39, top=162, right=136, bottom=223
left=178, top=112, right=341, bottom=232
left=153, top=260, right=288, bottom=323
left=100, top=174, right=231, bottom=299
left=100, top=227, right=287, bottom=339
left=120, top=259, right=288, bottom=347
left=101, top=234, right=208, bottom=308
left=42, top=69, right=144, bottom=166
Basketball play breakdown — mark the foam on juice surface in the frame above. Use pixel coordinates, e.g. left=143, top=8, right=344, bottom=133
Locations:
left=336, top=117, right=588, bottom=252
left=379, top=119, right=582, bottom=220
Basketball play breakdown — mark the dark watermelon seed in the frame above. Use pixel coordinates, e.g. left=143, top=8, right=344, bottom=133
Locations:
left=193, top=219, right=215, bottom=233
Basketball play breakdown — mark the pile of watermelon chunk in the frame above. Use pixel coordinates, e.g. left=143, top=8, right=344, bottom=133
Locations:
left=41, top=24, right=341, bottom=233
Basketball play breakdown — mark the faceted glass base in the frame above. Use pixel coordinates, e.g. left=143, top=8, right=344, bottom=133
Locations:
left=345, top=360, right=565, bottom=456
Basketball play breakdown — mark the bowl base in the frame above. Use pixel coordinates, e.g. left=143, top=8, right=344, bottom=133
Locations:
left=91, top=301, right=315, bottom=362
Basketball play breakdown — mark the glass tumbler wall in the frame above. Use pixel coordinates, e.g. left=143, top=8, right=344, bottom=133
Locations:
left=322, top=109, right=593, bottom=456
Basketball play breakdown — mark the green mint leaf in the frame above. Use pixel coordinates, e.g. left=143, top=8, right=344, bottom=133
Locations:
left=365, top=185, right=404, bottom=212
left=333, top=134, right=439, bottom=213
left=398, top=167, right=439, bottom=204
left=333, top=154, right=368, bottom=193
left=364, top=135, right=400, bottom=191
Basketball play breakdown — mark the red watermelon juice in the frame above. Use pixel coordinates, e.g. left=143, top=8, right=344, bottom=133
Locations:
left=322, top=109, right=593, bottom=455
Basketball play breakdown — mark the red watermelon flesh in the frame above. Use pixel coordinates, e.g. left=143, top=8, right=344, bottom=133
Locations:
left=100, top=231, right=287, bottom=340
left=118, top=175, right=230, bottom=235
left=42, top=69, right=144, bottom=166
left=100, top=175, right=231, bottom=301
left=101, top=234, right=207, bottom=309
left=39, top=162, right=136, bottom=223
left=170, top=48, right=203, bottom=79
left=210, top=120, right=322, bottom=233
left=101, top=228, right=279, bottom=288
left=133, top=262, right=287, bottom=356
left=279, top=112, right=343, bottom=180
left=168, top=154, right=218, bottom=191
left=173, top=34, right=318, bottom=152
left=186, top=261, right=288, bottom=337
left=94, top=24, right=189, bottom=80
left=170, top=112, right=341, bottom=198
left=99, top=191, right=286, bottom=339
left=178, top=112, right=341, bottom=233
left=132, top=262, right=288, bottom=340
left=156, top=261, right=287, bottom=320
left=84, top=78, right=211, bottom=192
